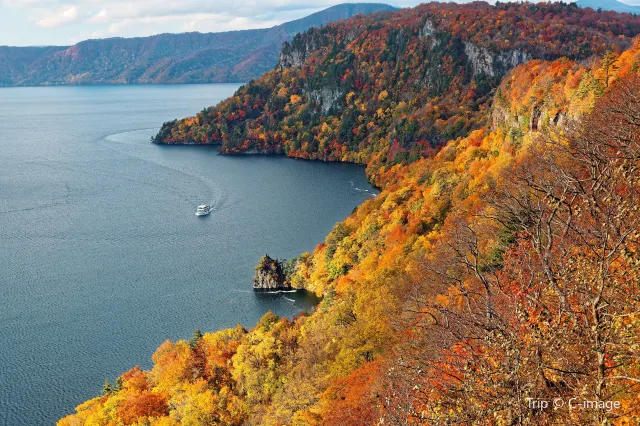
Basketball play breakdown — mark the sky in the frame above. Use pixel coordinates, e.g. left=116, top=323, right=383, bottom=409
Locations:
left=0, top=0, right=428, bottom=47
left=3, top=0, right=640, bottom=47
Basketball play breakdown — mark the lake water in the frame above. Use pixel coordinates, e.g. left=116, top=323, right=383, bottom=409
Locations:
left=0, top=84, right=376, bottom=425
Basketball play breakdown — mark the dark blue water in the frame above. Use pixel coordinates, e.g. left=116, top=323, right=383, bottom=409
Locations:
left=0, top=85, right=376, bottom=425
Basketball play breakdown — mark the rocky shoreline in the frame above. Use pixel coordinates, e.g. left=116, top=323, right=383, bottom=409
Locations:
left=252, top=254, right=294, bottom=291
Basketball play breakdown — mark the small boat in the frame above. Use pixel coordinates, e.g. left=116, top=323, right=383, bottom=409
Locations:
left=195, top=204, right=211, bottom=216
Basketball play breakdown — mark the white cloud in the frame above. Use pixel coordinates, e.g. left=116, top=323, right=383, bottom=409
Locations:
left=2, top=0, right=57, bottom=6
left=74, top=0, right=349, bottom=37
left=102, top=12, right=283, bottom=36
left=88, top=8, right=108, bottom=24
left=0, top=0, right=417, bottom=45
left=37, top=5, right=79, bottom=28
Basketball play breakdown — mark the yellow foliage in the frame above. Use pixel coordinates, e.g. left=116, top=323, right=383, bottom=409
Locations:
left=60, top=40, right=640, bottom=426
left=277, top=87, right=288, bottom=98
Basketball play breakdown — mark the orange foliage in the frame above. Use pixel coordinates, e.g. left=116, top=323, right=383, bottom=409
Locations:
left=61, top=13, right=640, bottom=426
left=116, top=391, right=168, bottom=425
left=321, top=360, right=384, bottom=425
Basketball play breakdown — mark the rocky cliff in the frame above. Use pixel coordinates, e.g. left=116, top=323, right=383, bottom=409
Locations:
left=277, top=27, right=332, bottom=70
left=252, top=255, right=293, bottom=291
left=153, top=2, right=640, bottom=177
left=58, top=4, right=640, bottom=425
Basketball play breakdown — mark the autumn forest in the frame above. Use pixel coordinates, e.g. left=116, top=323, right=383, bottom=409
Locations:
left=62, top=2, right=640, bottom=425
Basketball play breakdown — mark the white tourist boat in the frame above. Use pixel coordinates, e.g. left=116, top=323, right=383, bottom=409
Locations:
left=195, top=204, right=211, bottom=216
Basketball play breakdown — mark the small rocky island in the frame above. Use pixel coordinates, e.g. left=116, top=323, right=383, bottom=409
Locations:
left=252, top=254, right=295, bottom=291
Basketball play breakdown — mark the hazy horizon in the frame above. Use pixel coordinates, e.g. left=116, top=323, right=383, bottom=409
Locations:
left=0, top=1, right=424, bottom=47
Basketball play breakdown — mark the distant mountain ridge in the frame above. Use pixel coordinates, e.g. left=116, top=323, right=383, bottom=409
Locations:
left=153, top=1, right=640, bottom=172
left=0, top=3, right=396, bottom=87
left=59, top=1, right=640, bottom=424
left=578, top=0, right=640, bottom=13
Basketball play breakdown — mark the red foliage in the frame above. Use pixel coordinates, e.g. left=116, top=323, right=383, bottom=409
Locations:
left=322, top=360, right=384, bottom=425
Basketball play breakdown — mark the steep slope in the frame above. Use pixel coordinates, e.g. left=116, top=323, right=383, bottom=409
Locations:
left=154, top=2, right=640, bottom=175
left=0, top=46, right=63, bottom=84
left=279, top=3, right=397, bottom=34
left=578, top=0, right=640, bottom=14
left=0, top=3, right=395, bottom=87
left=59, top=3, right=640, bottom=425
left=60, top=37, right=640, bottom=425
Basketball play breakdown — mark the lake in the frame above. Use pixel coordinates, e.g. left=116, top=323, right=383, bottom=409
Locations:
left=0, top=84, right=376, bottom=425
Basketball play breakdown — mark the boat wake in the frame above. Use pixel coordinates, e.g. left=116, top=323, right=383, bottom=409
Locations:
left=101, top=128, right=226, bottom=210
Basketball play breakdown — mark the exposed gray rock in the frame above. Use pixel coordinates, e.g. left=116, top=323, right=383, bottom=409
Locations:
left=491, top=98, right=570, bottom=136
left=309, top=87, right=343, bottom=114
left=253, top=254, right=292, bottom=291
left=277, top=31, right=326, bottom=70
left=277, top=45, right=308, bottom=69
left=420, top=19, right=437, bottom=39
left=464, top=41, right=531, bottom=77
left=530, top=106, right=542, bottom=131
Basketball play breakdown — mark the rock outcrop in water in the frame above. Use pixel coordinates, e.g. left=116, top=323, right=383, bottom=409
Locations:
left=59, top=3, right=640, bottom=426
left=252, top=254, right=292, bottom=291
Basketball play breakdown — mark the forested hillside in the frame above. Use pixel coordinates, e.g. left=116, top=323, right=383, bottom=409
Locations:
left=577, top=0, right=640, bottom=14
left=154, top=1, right=640, bottom=175
left=0, top=3, right=394, bottom=87
left=62, top=2, right=640, bottom=425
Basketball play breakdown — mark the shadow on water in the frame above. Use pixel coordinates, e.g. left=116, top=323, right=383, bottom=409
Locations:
left=0, top=84, right=376, bottom=425
left=253, top=289, right=322, bottom=317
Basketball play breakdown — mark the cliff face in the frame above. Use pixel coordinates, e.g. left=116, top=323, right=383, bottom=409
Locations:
left=276, top=27, right=332, bottom=70
left=488, top=51, right=627, bottom=135
left=153, top=2, right=640, bottom=177
left=60, top=41, right=640, bottom=424
left=59, top=5, right=640, bottom=424
left=419, top=19, right=532, bottom=78
left=463, top=41, right=531, bottom=77
left=252, top=255, right=293, bottom=290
